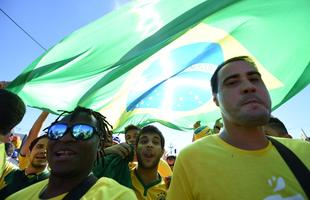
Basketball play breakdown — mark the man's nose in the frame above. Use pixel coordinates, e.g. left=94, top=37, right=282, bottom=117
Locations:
left=59, top=130, right=76, bottom=142
left=241, top=80, right=256, bottom=94
left=146, top=141, right=154, bottom=148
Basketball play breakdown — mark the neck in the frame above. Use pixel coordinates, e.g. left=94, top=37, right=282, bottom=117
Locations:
left=25, top=165, right=46, bottom=175
left=220, top=121, right=268, bottom=150
left=41, top=171, right=90, bottom=199
left=133, top=152, right=137, bottom=162
left=136, top=165, right=159, bottom=185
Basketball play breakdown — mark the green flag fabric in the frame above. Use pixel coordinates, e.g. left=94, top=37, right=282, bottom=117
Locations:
left=7, top=0, right=310, bottom=132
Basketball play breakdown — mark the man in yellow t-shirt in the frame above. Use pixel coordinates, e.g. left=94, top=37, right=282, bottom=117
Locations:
left=7, top=107, right=136, bottom=200
left=124, top=124, right=172, bottom=178
left=167, top=56, right=310, bottom=200
left=101, top=125, right=167, bottom=199
left=7, top=177, right=137, bottom=200
left=131, top=168, right=166, bottom=200
left=131, top=125, right=167, bottom=200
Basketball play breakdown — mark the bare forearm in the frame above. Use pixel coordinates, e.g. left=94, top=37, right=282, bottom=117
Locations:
left=20, top=111, right=49, bottom=155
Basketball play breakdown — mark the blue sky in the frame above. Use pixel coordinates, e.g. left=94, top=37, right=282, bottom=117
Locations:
left=1, top=0, right=309, bottom=151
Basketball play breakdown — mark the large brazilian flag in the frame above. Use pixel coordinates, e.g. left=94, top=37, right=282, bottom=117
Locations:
left=7, top=0, right=310, bottom=132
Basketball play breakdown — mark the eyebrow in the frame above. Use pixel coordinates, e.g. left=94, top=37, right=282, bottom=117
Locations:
left=152, top=136, right=160, bottom=140
left=140, top=135, right=148, bottom=140
left=223, top=71, right=261, bottom=83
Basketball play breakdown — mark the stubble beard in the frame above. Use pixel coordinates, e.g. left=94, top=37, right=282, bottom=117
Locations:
left=30, top=160, right=47, bottom=171
left=137, top=154, right=160, bottom=170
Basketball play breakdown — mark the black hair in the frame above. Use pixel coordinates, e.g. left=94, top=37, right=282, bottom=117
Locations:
left=0, top=89, right=26, bottom=135
left=45, top=107, right=113, bottom=167
left=210, top=56, right=257, bottom=94
left=267, top=117, right=289, bottom=135
left=5, top=142, right=15, bottom=156
left=124, top=124, right=140, bottom=135
left=29, top=134, right=48, bottom=151
left=136, top=125, right=165, bottom=149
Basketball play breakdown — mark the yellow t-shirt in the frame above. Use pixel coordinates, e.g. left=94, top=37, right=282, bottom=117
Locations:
left=7, top=177, right=137, bottom=200
left=18, top=154, right=28, bottom=170
left=0, top=161, right=17, bottom=189
left=0, top=143, right=5, bottom=177
left=167, top=135, right=310, bottom=200
left=131, top=169, right=167, bottom=200
left=129, top=158, right=172, bottom=178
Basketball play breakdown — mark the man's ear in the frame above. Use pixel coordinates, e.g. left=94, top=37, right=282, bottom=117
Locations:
left=213, top=94, right=219, bottom=106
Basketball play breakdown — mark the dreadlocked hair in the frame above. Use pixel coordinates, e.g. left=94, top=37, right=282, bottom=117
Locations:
left=44, top=107, right=113, bottom=167
left=48, top=106, right=113, bottom=143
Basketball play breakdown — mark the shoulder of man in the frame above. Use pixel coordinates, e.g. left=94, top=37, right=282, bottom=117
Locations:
left=272, top=137, right=310, bottom=168
left=0, top=161, right=18, bottom=190
left=273, top=137, right=310, bottom=151
left=84, top=177, right=137, bottom=200
left=5, top=178, right=48, bottom=200
left=181, top=134, right=218, bottom=154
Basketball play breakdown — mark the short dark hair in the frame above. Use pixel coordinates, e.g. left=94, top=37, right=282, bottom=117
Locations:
left=210, top=56, right=257, bottom=94
left=0, top=89, right=26, bottom=135
left=29, top=134, right=48, bottom=151
left=136, top=125, right=165, bottom=149
left=124, top=124, right=140, bottom=135
left=266, top=117, right=289, bottom=136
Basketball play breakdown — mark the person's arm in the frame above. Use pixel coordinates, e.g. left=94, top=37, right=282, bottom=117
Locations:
left=19, top=111, right=49, bottom=157
left=103, top=143, right=132, bottom=159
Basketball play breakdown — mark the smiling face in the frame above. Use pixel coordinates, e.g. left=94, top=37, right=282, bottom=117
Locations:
left=125, top=129, right=138, bottom=146
left=213, top=60, right=271, bottom=127
left=29, top=137, right=48, bottom=169
left=47, top=111, right=100, bottom=178
left=136, top=132, right=164, bottom=170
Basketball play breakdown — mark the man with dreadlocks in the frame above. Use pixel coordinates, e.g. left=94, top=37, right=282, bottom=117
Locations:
left=7, top=106, right=137, bottom=200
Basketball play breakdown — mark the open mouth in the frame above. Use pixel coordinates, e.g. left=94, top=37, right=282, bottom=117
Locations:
left=54, top=150, right=77, bottom=159
left=35, top=155, right=47, bottom=159
left=34, top=152, right=47, bottom=160
left=143, top=152, right=154, bottom=159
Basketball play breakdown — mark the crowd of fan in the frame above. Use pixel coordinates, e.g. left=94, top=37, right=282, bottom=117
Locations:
left=0, top=56, right=309, bottom=199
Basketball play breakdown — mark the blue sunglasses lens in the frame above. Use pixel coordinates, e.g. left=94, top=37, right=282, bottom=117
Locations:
left=48, top=124, right=67, bottom=140
left=72, top=124, right=94, bottom=140
left=48, top=123, right=95, bottom=140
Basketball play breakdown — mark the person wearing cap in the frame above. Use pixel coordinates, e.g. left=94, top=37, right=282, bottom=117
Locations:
left=112, top=135, right=121, bottom=145
left=192, top=121, right=212, bottom=142
left=165, top=151, right=176, bottom=171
